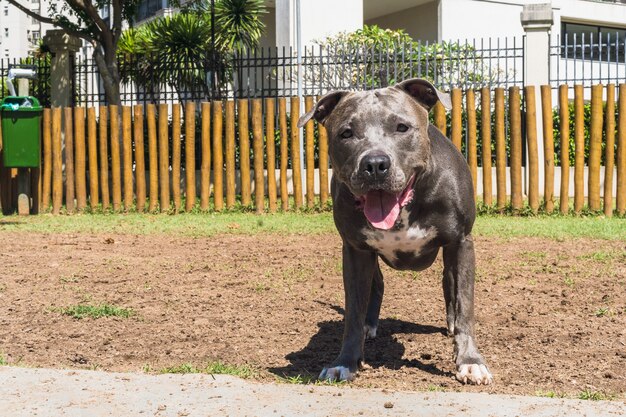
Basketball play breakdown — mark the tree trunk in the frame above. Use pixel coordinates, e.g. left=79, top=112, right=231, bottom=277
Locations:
left=93, top=47, right=122, bottom=106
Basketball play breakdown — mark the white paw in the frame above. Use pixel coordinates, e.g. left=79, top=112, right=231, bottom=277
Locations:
left=319, top=366, right=355, bottom=382
left=364, top=324, right=377, bottom=339
left=456, top=364, right=493, bottom=385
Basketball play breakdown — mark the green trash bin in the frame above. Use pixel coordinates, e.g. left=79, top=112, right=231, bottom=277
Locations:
left=1, top=96, right=42, bottom=168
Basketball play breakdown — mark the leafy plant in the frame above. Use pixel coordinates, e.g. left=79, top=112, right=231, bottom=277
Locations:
left=59, top=304, right=135, bottom=319
left=118, top=0, right=266, bottom=101
left=287, top=25, right=516, bottom=91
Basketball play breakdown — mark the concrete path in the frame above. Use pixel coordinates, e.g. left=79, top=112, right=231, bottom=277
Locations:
left=1, top=366, right=625, bottom=417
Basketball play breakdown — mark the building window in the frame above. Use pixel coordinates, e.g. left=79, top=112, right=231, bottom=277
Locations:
left=32, top=31, right=40, bottom=41
left=3, top=8, right=8, bottom=16
left=4, top=28, right=8, bottom=38
left=136, top=0, right=168, bottom=22
left=561, top=21, right=626, bottom=61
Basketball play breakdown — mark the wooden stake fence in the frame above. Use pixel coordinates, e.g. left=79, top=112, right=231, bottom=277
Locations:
left=266, top=98, right=277, bottom=213
left=224, top=100, right=235, bottom=209
left=185, top=102, right=196, bottom=212
left=171, top=104, right=181, bottom=212
left=134, top=105, right=145, bottom=212
left=509, top=87, right=523, bottom=211
left=558, top=85, right=570, bottom=214
left=525, top=86, right=539, bottom=213
left=13, top=83, right=626, bottom=217
left=574, top=85, right=585, bottom=213
left=541, top=86, right=555, bottom=213
left=480, top=87, right=492, bottom=206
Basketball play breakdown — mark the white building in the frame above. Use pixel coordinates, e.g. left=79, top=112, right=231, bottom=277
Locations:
left=0, top=0, right=54, bottom=59
left=263, top=0, right=626, bottom=48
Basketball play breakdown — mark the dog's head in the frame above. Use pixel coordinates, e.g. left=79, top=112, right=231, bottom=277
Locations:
left=298, top=78, right=450, bottom=229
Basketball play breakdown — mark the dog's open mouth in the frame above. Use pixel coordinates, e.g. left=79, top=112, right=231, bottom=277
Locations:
left=356, top=175, right=416, bottom=230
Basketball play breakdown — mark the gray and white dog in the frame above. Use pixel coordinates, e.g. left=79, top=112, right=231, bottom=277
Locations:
left=298, top=78, right=493, bottom=385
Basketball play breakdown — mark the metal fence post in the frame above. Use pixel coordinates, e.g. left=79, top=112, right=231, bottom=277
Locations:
left=521, top=3, right=553, bottom=197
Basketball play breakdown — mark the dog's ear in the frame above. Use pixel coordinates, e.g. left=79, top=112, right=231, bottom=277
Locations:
left=395, top=78, right=451, bottom=111
left=297, top=91, right=347, bottom=128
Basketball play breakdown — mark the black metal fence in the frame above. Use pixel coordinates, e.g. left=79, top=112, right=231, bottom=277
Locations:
left=550, top=32, right=626, bottom=88
left=5, top=33, right=626, bottom=106
left=36, top=37, right=525, bottom=106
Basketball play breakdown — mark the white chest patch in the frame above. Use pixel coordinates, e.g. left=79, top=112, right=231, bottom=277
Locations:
left=364, top=211, right=436, bottom=263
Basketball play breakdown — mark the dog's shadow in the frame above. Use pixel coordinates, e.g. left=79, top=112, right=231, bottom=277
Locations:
left=269, top=302, right=453, bottom=380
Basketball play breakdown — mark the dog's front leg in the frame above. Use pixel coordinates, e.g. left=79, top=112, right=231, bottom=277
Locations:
left=443, top=234, right=493, bottom=385
left=319, top=243, right=377, bottom=382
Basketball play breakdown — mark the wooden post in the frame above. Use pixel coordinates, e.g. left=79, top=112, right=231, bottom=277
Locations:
left=51, top=107, right=63, bottom=214
left=147, top=104, right=158, bottom=212
left=540, top=85, right=555, bottom=213
left=509, top=87, right=522, bottom=211
left=481, top=87, right=492, bottom=206
left=494, top=88, right=506, bottom=211
left=122, top=106, right=133, bottom=211
left=588, top=84, right=603, bottom=212
left=617, top=84, right=626, bottom=216
left=185, top=101, right=196, bottom=212
left=64, top=107, right=75, bottom=213
left=278, top=98, right=289, bottom=210
left=574, top=85, right=585, bottom=213
left=225, top=100, right=236, bottom=209
left=212, top=100, right=224, bottom=211
left=558, top=85, right=570, bottom=214
left=171, top=103, right=181, bottom=212
left=41, top=108, right=52, bottom=211
left=266, top=98, right=277, bottom=213
left=158, top=103, right=170, bottom=212
left=604, top=84, right=616, bottom=217
left=86, top=107, right=99, bottom=210
left=200, top=102, right=211, bottom=211
left=433, top=102, right=447, bottom=136
left=451, top=88, right=463, bottom=151
left=305, top=96, right=315, bottom=208
left=290, top=96, right=303, bottom=209
left=251, top=99, right=264, bottom=213
left=74, top=107, right=87, bottom=211
left=109, top=105, right=122, bottom=211
left=525, top=86, right=539, bottom=213
left=134, top=105, right=146, bottom=212
left=238, top=99, right=251, bottom=206
left=466, top=89, right=477, bottom=193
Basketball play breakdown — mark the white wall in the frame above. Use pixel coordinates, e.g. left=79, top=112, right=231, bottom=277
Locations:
left=439, top=0, right=626, bottom=42
left=275, top=0, right=363, bottom=48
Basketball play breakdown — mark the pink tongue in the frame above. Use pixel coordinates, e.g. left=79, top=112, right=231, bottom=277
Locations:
left=363, top=190, right=401, bottom=230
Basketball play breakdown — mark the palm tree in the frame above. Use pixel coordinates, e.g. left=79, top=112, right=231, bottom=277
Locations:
left=118, top=0, right=267, bottom=101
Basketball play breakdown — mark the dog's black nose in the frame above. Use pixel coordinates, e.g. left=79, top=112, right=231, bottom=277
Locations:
left=360, top=153, right=391, bottom=181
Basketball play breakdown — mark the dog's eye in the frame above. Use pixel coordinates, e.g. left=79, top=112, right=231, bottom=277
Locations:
left=340, top=129, right=353, bottom=139
left=396, top=123, right=409, bottom=132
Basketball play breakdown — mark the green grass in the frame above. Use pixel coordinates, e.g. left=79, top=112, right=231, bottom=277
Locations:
left=58, top=304, right=134, bottom=319
left=159, top=361, right=255, bottom=378
left=0, top=353, right=6, bottom=366
left=0, top=212, right=624, bottom=240
left=577, top=389, right=615, bottom=401
left=274, top=373, right=347, bottom=386
left=535, top=390, right=566, bottom=399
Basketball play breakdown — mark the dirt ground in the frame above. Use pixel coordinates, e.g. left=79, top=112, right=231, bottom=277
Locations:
left=0, top=230, right=624, bottom=398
